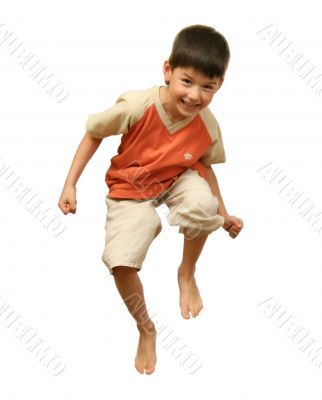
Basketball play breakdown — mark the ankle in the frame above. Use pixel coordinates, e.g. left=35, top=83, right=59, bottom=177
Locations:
left=178, top=264, right=196, bottom=278
left=137, top=320, right=156, bottom=336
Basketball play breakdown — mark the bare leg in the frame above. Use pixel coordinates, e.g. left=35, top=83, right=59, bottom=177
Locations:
left=177, top=234, right=208, bottom=319
left=113, top=266, right=157, bottom=374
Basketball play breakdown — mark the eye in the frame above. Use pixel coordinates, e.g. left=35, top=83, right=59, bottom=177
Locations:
left=182, top=79, right=192, bottom=85
left=204, top=85, right=214, bottom=91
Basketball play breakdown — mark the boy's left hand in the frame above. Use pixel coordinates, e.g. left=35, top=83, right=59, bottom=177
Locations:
left=222, top=215, right=243, bottom=239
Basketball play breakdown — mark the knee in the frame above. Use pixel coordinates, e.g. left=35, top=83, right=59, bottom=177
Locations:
left=201, top=193, right=219, bottom=215
left=184, top=192, right=220, bottom=218
left=167, top=192, right=221, bottom=238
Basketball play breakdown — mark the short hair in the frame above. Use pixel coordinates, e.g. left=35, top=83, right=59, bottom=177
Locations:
left=168, top=24, right=230, bottom=79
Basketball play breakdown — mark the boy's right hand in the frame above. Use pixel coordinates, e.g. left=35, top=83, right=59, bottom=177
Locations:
left=58, top=185, right=77, bottom=215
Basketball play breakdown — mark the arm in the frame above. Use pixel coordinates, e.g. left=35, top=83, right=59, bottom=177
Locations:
left=204, top=165, right=229, bottom=218
left=58, top=132, right=103, bottom=214
left=204, top=165, right=243, bottom=238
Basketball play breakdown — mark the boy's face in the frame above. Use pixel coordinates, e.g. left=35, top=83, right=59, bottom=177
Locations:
left=162, top=60, right=224, bottom=122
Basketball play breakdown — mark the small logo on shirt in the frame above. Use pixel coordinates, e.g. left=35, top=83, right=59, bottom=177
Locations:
left=184, top=152, right=193, bottom=160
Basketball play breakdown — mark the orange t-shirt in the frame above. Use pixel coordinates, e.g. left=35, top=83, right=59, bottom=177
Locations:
left=85, top=86, right=226, bottom=199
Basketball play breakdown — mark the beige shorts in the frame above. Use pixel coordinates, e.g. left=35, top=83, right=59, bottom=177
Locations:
left=101, top=169, right=225, bottom=275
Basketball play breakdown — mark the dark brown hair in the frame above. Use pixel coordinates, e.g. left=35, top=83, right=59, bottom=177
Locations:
left=168, top=24, right=230, bottom=79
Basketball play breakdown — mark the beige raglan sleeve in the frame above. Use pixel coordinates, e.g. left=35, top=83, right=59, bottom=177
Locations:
left=199, top=108, right=226, bottom=166
left=85, top=92, right=132, bottom=139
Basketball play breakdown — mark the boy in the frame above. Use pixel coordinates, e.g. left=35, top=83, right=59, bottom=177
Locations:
left=58, top=24, right=243, bottom=375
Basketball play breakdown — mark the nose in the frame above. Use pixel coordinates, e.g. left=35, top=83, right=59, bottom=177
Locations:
left=187, top=86, right=200, bottom=102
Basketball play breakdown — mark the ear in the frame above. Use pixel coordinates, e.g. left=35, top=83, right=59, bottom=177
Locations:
left=163, top=60, right=172, bottom=84
left=217, top=77, right=224, bottom=90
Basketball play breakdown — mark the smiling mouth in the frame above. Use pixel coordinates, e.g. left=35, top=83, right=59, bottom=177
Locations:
left=181, top=99, right=199, bottom=110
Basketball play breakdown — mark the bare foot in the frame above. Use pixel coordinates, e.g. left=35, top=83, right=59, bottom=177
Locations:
left=177, top=268, right=203, bottom=319
left=135, top=322, right=157, bottom=374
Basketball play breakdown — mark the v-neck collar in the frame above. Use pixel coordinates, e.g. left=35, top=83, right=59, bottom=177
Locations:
left=152, top=86, right=197, bottom=135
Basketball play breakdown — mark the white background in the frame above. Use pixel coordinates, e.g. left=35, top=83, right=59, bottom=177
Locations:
left=1, top=0, right=322, bottom=398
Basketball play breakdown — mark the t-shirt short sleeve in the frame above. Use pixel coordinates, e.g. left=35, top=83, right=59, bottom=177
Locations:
left=85, top=93, right=131, bottom=139
left=199, top=108, right=226, bottom=166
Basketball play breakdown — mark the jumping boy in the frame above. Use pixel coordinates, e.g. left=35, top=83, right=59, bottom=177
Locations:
left=58, top=24, right=243, bottom=375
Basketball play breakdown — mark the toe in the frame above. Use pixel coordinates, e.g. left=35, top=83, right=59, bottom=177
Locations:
left=135, top=361, right=145, bottom=374
left=192, top=305, right=202, bottom=318
left=181, top=308, right=191, bottom=319
left=145, top=366, right=155, bottom=375
left=136, top=367, right=144, bottom=374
